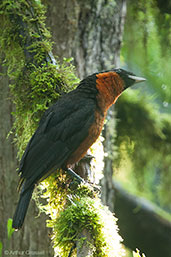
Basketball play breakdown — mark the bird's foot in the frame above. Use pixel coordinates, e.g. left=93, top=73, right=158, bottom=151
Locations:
left=66, top=168, right=101, bottom=195
left=66, top=168, right=85, bottom=184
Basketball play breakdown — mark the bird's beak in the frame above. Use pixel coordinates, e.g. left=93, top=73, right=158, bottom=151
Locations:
left=128, top=75, right=146, bottom=83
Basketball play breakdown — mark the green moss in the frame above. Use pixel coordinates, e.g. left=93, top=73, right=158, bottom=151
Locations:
left=0, top=0, right=79, bottom=158
left=9, top=57, right=79, bottom=159
left=41, top=173, right=124, bottom=257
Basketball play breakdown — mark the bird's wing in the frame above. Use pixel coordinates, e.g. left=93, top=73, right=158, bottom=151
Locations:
left=18, top=92, right=96, bottom=190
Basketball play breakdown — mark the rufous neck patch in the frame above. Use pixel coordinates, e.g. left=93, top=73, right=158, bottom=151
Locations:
left=96, top=71, right=124, bottom=111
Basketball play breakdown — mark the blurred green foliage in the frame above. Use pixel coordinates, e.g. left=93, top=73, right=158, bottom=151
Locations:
left=115, top=0, right=171, bottom=212
left=121, top=0, right=171, bottom=107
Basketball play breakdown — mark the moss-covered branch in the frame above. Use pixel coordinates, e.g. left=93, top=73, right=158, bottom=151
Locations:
left=40, top=173, right=124, bottom=257
left=0, top=0, right=79, bottom=158
left=0, top=1, right=126, bottom=256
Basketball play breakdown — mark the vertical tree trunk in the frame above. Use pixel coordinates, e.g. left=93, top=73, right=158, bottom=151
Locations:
left=0, top=66, right=53, bottom=256
left=47, top=0, right=127, bottom=77
left=0, top=67, right=15, bottom=253
left=0, top=0, right=127, bottom=256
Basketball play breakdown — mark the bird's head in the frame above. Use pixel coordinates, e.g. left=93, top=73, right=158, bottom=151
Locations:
left=114, top=68, right=146, bottom=89
left=95, top=68, right=146, bottom=110
left=77, top=68, right=146, bottom=111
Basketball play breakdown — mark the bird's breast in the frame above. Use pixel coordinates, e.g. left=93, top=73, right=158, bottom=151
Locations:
left=65, top=109, right=106, bottom=166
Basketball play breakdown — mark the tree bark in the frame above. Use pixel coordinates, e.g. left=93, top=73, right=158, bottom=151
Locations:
left=0, top=65, right=53, bottom=256
left=47, top=0, right=127, bottom=77
left=113, top=181, right=171, bottom=257
left=76, top=229, right=94, bottom=257
left=100, top=0, right=127, bottom=209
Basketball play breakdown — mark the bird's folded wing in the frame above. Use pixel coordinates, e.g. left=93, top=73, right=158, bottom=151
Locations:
left=18, top=93, right=96, bottom=190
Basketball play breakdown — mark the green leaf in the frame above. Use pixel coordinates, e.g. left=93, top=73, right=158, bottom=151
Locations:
left=0, top=241, right=2, bottom=257
left=7, top=219, right=15, bottom=240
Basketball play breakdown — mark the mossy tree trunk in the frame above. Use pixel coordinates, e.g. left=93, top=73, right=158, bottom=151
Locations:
left=0, top=71, right=53, bottom=255
left=0, top=0, right=126, bottom=256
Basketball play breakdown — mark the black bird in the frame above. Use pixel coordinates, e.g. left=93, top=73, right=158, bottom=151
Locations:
left=12, top=68, right=145, bottom=229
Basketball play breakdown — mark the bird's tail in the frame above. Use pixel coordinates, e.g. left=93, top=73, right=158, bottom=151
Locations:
left=12, top=184, right=34, bottom=230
